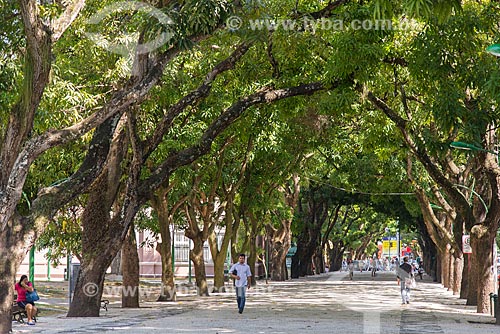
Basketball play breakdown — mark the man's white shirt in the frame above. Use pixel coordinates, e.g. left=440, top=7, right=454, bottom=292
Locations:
left=229, top=262, right=252, bottom=288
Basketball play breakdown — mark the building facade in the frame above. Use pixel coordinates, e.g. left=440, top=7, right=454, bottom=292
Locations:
left=17, top=229, right=227, bottom=281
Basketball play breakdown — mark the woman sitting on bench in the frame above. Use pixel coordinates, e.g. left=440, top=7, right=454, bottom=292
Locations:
left=14, top=275, right=38, bottom=325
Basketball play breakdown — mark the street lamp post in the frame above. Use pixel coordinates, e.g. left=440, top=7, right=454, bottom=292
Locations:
left=171, top=223, right=175, bottom=275
left=384, top=227, right=390, bottom=259
left=385, top=227, right=393, bottom=270
left=29, top=246, right=35, bottom=284
left=397, top=219, right=401, bottom=264
left=188, top=238, right=192, bottom=284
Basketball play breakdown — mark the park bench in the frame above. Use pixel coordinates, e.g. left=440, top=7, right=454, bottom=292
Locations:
left=11, top=301, right=37, bottom=324
left=12, top=299, right=106, bottom=323
left=101, top=299, right=109, bottom=311
left=11, top=302, right=27, bottom=323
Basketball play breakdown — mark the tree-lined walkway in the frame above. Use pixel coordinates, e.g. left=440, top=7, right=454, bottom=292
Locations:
left=11, top=272, right=497, bottom=334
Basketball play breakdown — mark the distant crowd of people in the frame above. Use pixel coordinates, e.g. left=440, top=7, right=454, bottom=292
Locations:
left=342, top=255, right=424, bottom=304
left=341, top=256, right=424, bottom=274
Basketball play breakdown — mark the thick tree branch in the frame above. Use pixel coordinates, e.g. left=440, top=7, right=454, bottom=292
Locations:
left=366, top=91, right=473, bottom=222
left=414, top=187, right=459, bottom=254
left=307, top=0, right=350, bottom=19
left=143, top=42, right=251, bottom=159
left=231, top=136, right=254, bottom=195
left=115, top=110, right=144, bottom=242
left=139, top=81, right=330, bottom=199
left=19, top=0, right=49, bottom=58
left=51, top=0, right=86, bottom=42
left=0, top=45, right=181, bottom=230
left=431, top=185, right=455, bottom=218
left=383, top=56, right=408, bottom=67
left=13, top=114, right=123, bottom=238
left=267, top=34, right=280, bottom=79
left=322, top=204, right=341, bottom=246
left=0, top=0, right=52, bottom=184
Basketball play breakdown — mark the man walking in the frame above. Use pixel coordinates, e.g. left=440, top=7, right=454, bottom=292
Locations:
left=230, top=253, right=252, bottom=314
left=397, top=257, right=413, bottom=304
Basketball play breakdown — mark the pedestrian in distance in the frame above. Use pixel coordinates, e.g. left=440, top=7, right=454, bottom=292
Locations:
left=230, top=253, right=252, bottom=314
left=371, top=253, right=377, bottom=277
left=412, top=263, right=423, bottom=280
left=396, top=257, right=414, bottom=305
left=347, top=259, right=354, bottom=280
left=14, top=274, right=38, bottom=325
left=417, top=263, right=424, bottom=280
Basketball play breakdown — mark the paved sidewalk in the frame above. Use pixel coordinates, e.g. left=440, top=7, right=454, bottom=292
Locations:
left=11, top=271, right=499, bottom=333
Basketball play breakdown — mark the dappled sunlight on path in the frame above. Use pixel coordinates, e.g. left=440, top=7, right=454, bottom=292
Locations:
left=12, top=271, right=498, bottom=334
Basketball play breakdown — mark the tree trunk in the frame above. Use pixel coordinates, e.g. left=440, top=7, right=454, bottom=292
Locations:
left=329, top=251, right=343, bottom=272
left=291, top=250, right=301, bottom=279
left=441, top=250, right=449, bottom=288
left=460, top=253, right=470, bottom=299
left=294, top=221, right=323, bottom=277
left=110, top=253, right=122, bottom=275
left=448, top=252, right=455, bottom=292
left=209, top=219, right=236, bottom=293
left=299, top=248, right=314, bottom=276
left=436, top=247, right=451, bottom=288
left=429, top=253, right=438, bottom=282
left=211, top=244, right=227, bottom=292
left=267, top=223, right=291, bottom=281
left=0, top=235, right=28, bottom=333
left=298, top=233, right=320, bottom=277
left=283, top=260, right=288, bottom=280
left=156, top=240, right=176, bottom=301
left=467, top=248, right=479, bottom=306
left=208, top=209, right=237, bottom=292
left=292, top=231, right=312, bottom=277
left=190, top=235, right=209, bottom=296
left=446, top=251, right=454, bottom=291
left=452, top=255, right=463, bottom=295
left=291, top=233, right=307, bottom=279
left=156, top=239, right=176, bottom=301
left=313, top=242, right=324, bottom=274
left=67, top=141, right=127, bottom=317
left=67, top=249, right=117, bottom=317
left=270, top=174, right=299, bottom=280
left=230, top=224, right=240, bottom=266
left=471, top=225, right=496, bottom=313
left=328, top=243, right=344, bottom=272
left=295, top=184, right=328, bottom=277
left=155, top=200, right=176, bottom=302
left=269, top=239, right=289, bottom=280
left=248, top=233, right=258, bottom=285
left=0, top=274, right=15, bottom=334
left=269, top=243, right=289, bottom=281
left=67, top=213, right=124, bottom=317
left=417, top=216, right=438, bottom=281
left=435, top=255, right=442, bottom=283
left=121, top=224, right=140, bottom=308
